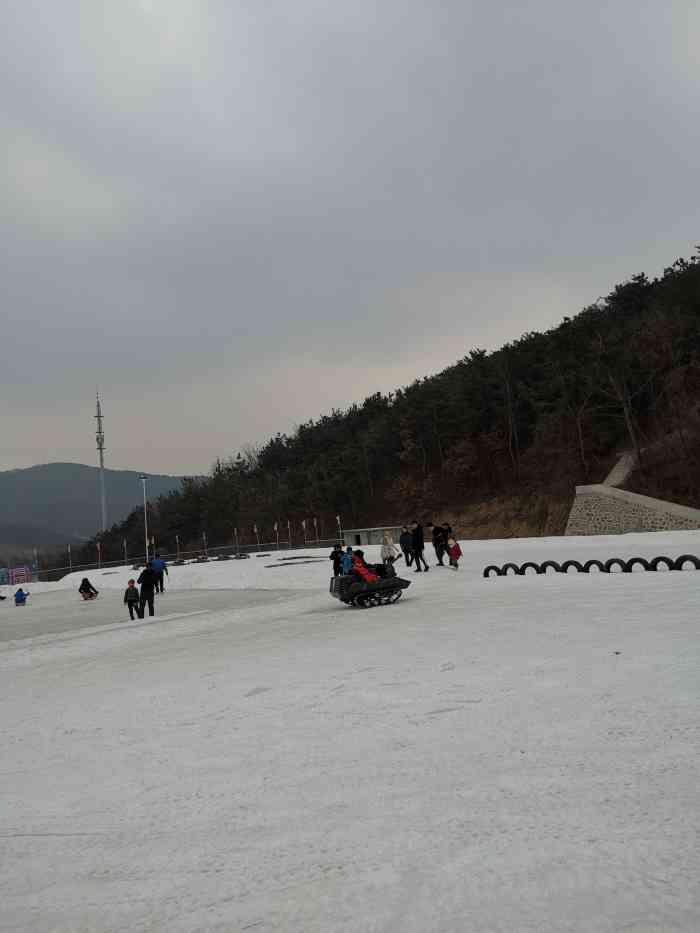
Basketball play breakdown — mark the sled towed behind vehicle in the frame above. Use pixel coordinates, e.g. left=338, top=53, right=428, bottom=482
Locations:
left=330, top=562, right=411, bottom=608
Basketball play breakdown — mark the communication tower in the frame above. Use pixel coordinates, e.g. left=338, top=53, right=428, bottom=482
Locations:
left=95, top=393, right=107, bottom=532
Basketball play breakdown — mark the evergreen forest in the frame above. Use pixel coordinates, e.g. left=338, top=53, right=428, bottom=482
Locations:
left=76, top=254, right=700, bottom=565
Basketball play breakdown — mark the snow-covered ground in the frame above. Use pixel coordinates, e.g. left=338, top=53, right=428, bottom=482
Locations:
left=1, top=532, right=699, bottom=932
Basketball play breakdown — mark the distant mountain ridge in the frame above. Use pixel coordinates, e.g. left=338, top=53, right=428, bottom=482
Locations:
left=0, top=463, right=187, bottom=559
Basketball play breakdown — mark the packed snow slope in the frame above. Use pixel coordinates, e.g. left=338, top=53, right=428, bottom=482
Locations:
left=1, top=531, right=699, bottom=932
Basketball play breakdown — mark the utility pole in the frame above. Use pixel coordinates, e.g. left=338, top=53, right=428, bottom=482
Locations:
left=95, top=393, right=107, bottom=532
left=138, top=474, right=149, bottom=564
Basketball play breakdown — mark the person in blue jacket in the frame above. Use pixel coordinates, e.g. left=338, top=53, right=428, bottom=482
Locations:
left=340, top=546, right=354, bottom=574
left=14, top=588, right=29, bottom=606
left=151, top=554, right=168, bottom=593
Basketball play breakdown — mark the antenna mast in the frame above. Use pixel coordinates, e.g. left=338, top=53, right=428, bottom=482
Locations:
left=95, top=392, right=107, bottom=532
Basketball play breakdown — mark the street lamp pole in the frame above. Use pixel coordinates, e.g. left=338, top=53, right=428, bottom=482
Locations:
left=138, top=474, right=149, bottom=564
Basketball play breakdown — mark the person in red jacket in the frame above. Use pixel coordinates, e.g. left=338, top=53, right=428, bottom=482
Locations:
left=447, top=537, right=462, bottom=570
left=350, top=550, right=379, bottom=584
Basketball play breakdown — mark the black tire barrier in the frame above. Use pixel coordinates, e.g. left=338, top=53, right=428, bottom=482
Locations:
left=483, top=554, right=700, bottom=577
left=604, top=557, right=629, bottom=574
left=673, top=554, right=700, bottom=571
left=483, top=565, right=503, bottom=578
left=626, top=557, right=650, bottom=573
left=649, top=555, right=674, bottom=572
left=561, top=560, right=584, bottom=574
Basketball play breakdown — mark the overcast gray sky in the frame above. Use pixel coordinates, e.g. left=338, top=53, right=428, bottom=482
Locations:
left=1, top=1, right=697, bottom=474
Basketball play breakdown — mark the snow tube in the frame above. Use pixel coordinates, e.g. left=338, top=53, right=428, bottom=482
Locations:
left=648, top=555, right=674, bottom=572
left=483, top=565, right=503, bottom=578
left=502, top=562, right=523, bottom=576
left=604, top=557, right=628, bottom=573
left=582, top=559, right=605, bottom=573
left=560, top=560, right=584, bottom=574
left=673, top=554, right=700, bottom=571
left=519, top=561, right=541, bottom=575
left=539, top=560, right=561, bottom=574
left=625, top=557, right=650, bottom=573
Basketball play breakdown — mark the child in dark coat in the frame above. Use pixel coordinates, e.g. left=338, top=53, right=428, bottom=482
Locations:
left=123, top=579, right=141, bottom=620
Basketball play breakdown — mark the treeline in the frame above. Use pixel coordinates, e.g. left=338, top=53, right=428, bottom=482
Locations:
left=77, top=254, right=700, bottom=563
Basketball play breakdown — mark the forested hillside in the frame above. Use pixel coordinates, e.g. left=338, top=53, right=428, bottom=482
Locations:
left=78, top=255, right=700, bottom=563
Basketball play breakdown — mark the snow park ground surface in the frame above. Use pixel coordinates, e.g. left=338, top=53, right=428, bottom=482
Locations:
left=1, top=532, right=699, bottom=933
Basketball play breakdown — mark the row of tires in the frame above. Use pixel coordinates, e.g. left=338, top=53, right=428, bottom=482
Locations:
left=483, top=554, right=700, bottom=577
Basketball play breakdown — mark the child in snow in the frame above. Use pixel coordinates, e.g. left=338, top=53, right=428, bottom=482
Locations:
left=350, top=550, right=379, bottom=584
left=447, top=537, right=462, bottom=570
left=380, top=531, right=399, bottom=565
left=123, top=579, right=141, bottom=620
left=340, top=546, right=354, bottom=575
left=14, top=588, right=29, bottom=606
left=79, top=578, right=99, bottom=600
left=329, top=543, right=344, bottom=576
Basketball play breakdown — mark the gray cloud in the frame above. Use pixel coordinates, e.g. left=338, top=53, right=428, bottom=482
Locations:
left=2, top=1, right=698, bottom=472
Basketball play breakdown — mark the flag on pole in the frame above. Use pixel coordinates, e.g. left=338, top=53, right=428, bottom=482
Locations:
left=253, top=524, right=258, bottom=534
left=273, top=522, right=278, bottom=532
left=301, top=519, right=306, bottom=530
left=336, top=514, right=341, bottom=526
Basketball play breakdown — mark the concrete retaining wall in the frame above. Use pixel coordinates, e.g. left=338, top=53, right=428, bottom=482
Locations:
left=565, top=484, right=700, bottom=536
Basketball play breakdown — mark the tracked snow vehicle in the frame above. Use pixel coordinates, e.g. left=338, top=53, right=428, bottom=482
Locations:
left=329, top=561, right=411, bottom=608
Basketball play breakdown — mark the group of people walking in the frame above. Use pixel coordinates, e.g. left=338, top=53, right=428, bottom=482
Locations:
left=123, top=555, right=168, bottom=619
left=329, top=521, right=463, bottom=577
left=397, top=521, right=462, bottom=571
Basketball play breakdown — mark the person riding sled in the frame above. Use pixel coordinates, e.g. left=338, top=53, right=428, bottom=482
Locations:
left=78, top=578, right=99, bottom=600
left=349, top=550, right=379, bottom=584
left=340, top=546, right=354, bottom=575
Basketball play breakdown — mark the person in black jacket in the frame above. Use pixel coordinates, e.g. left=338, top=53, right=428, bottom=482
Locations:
left=428, top=522, right=447, bottom=566
left=78, top=578, right=99, bottom=600
left=329, top=543, right=344, bottom=576
left=399, top=525, right=413, bottom=567
left=137, top=562, right=159, bottom=618
left=410, top=521, right=429, bottom=572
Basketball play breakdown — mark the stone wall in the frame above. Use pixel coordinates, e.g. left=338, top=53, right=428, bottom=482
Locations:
left=565, top=484, right=700, bottom=536
left=603, top=451, right=637, bottom=487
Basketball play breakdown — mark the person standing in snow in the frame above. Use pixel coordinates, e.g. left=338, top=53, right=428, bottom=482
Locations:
left=380, top=531, right=399, bottom=565
left=410, top=521, right=429, bottom=572
left=428, top=522, right=447, bottom=567
left=123, top=579, right=141, bottom=620
left=137, top=561, right=159, bottom=618
left=329, top=543, right=344, bottom=576
left=447, top=537, right=463, bottom=570
left=399, top=525, right=414, bottom=567
left=151, top=554, right=168, bottom=593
